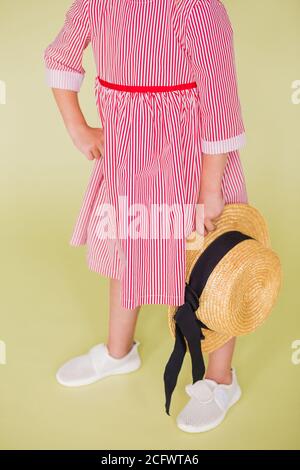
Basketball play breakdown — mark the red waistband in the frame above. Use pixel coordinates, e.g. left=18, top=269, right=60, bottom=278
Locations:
left=97, top=77, right=197, bottom=93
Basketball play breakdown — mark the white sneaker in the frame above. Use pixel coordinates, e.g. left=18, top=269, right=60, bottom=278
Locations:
left=56, top=341, right=141, bottom=387
left=176, top=369, right=241, bottom=433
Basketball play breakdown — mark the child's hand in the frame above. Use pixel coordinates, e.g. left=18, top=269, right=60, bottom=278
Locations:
left=69, top=124, right=104, bottom=161
left=197, top=188, right=225, bottom=236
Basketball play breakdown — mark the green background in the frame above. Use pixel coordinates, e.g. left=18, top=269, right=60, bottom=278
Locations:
left=0, top=0, right=299, bottom=450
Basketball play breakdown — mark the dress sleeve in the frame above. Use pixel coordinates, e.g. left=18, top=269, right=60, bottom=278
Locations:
left=44, top=0, right=91, bottom=92
left=184, top=0, right=246, bottom=154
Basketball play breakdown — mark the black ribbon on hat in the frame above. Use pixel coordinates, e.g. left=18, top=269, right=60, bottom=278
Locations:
left=164, top=230, right=253, bottom=415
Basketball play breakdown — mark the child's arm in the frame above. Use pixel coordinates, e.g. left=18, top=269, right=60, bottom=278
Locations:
left=52, top=89, right=104, bottom=160
left=173, top=0, right=246, bottom=233
left=198, top=153, right=228, bottom=234
left=44, top=0, right=103, bottom=160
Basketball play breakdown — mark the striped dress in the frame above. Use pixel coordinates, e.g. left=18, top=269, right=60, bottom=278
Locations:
left=44, top=0, right=248, bottom=309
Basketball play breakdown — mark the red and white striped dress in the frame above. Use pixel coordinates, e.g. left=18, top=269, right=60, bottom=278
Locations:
left=44, top=0, right=248, bottom=309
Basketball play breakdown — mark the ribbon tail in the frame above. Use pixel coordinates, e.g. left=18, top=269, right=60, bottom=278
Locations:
left=186, top=333, right=205, bottom=384
left=175, top=306, right=206, bottom=386
left=163, top=323, right=187, bottom=415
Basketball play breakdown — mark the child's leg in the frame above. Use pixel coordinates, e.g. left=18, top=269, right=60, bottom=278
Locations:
left=55, top=278, right=141, bottom=387
left=177, top=337, right=241, bottom=432
left=107, top=278, right=140, bottom=358
left=205, top=338, right=236, bottom=385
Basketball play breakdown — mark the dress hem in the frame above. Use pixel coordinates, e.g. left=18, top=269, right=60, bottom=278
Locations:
left=70, top=241, right=185, bottom=309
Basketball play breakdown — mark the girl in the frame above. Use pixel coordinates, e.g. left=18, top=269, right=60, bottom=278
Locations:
left=44, top=0, right=248, bottom=432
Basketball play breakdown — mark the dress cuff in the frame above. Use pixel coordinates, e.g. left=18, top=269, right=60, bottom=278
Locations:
left=201, top=132, right=246, bottom=155
left=45, top=68, right=84, bottom=92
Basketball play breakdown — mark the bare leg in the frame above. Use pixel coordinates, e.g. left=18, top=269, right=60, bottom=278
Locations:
left=107, top=278, right=140, bottom=358
left=205, top=338, right=236, bottom=385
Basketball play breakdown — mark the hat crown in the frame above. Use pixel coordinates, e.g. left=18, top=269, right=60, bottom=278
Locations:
left=197, top=239, right=281, bottom=336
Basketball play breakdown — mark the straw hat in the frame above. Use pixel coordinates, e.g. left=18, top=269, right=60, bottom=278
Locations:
left=164, top=203, right=282, bottom=414
left=167, top=203, right=282, bottom=353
